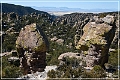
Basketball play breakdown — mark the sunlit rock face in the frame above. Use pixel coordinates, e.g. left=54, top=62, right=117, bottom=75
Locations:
left=16, top=23, right=49, bottom=74
left=76, top=15, right=116, bottom=69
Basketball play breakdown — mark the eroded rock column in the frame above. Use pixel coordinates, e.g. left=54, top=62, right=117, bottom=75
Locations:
left=76, top=15, right=116, bottom=69
left=16, top=23, right=49, bottom=74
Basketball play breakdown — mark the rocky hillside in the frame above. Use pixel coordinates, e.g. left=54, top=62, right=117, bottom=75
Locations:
left=1, top=3, right=51, bottom=16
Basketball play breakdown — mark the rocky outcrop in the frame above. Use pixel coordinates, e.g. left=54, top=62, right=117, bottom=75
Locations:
left=58, top=52, right=81, bottom=60
left=74, top=17, right=90, bottom=46
left=55, top=13, right=93, bottom=27
left=50, top=36, right=64, bottom=45
left=76, top=15, right=116, bottom=69
left=16, top=23, right=49, bottom=74
left=112, top=19, right=120, bottom=45
left=58, top=52, right=84, bottom=66
left=6, top=12, right=19, bottom=22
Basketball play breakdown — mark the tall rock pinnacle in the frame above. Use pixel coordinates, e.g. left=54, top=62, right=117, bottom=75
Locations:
left=16, top=23, right=49, bottom=74
left=76, top=15, right=116, bottom=69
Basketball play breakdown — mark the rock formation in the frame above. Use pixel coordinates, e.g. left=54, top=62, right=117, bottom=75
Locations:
left=58, top=52, right=82, bottom=60
left=76, top=15, right=116, bottom=69
left=58, top=52, right=84, bottom=67
left=16, top=23, right=49, bottom=74
left=55, top=13, right=93, bottom=27
left=112, top=18, right=120, bottom=45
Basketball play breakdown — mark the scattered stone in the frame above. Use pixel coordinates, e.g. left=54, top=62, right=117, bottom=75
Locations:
left=18, top=65, right=57, bottom=80
left=56, top=39, right=64, bottom=45
left=50, top=36, right=58, bottom=41
left=8, top=57, right=19, bottom=62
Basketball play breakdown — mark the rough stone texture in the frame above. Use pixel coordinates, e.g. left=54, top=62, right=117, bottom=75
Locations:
left=16, top=23, right=49, bottom=74
left=74, top=17, right=90, bottom=46
left=56, top=39, right=64, bottom=45
left=102, top=15, right=115, bottom=24
left=76, top=15, right=116, bottom=69
left=112, top=19, right=120, bottom=45
left=58, top=52, right=81, bottom=60
left=58, top=52, right=86, bottom=67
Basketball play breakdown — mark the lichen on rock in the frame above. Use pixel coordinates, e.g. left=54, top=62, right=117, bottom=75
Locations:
left=75, top=15, right=116, bottom=69
left=16, top=23, right=49, bottom=74
left=76, top=22, right=112, bottom=50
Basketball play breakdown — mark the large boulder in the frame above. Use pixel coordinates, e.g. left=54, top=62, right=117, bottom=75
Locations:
left=16, top=23, right=49, bottom=74
left=76, top=15, right=116, bottom=69
left=58, top=52, right=83, bottom=67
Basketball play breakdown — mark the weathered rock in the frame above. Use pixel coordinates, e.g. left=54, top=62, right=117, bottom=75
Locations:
left=55, top=13, right=93, bottom=27
left=50, top=36, right=58, bottom=41
left=112, top=19, right=120, bottom=45
left=7, top=12, right=18, bottom=22
left=58, top=52, right=86, bottom=67
left=8, top=57, right=19, bottom=62
left=56, top=39, right=64, bottom=45
left=102, top=15, right=114, bottom=24
left=6, top=27, right=15, bottom=34
left=76, top=15, right=116, bottom=69
left=58, top=52, right=81, bottom=60
left=74, top=17, right=90, bottom=46
left=16, top=23, right=49, bottom=74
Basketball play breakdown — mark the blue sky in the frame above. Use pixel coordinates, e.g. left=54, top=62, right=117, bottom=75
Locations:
left=1, top=0, right=119, bottom=10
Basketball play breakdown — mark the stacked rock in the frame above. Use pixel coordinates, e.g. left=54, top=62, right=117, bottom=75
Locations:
left=16, top=23, right=49, bottom=74
left=76, top=15, right=116, bottom=69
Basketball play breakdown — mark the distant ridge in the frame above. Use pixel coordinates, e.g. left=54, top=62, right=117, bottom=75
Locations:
left=32, top=6, right=118, bottom=13
left=1, top=3, right=50, bottom=16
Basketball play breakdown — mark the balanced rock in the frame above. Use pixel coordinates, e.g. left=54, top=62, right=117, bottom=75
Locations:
left=76, top=15, right=116, bottom=69
left=16, top=23, right=49, bottom=74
